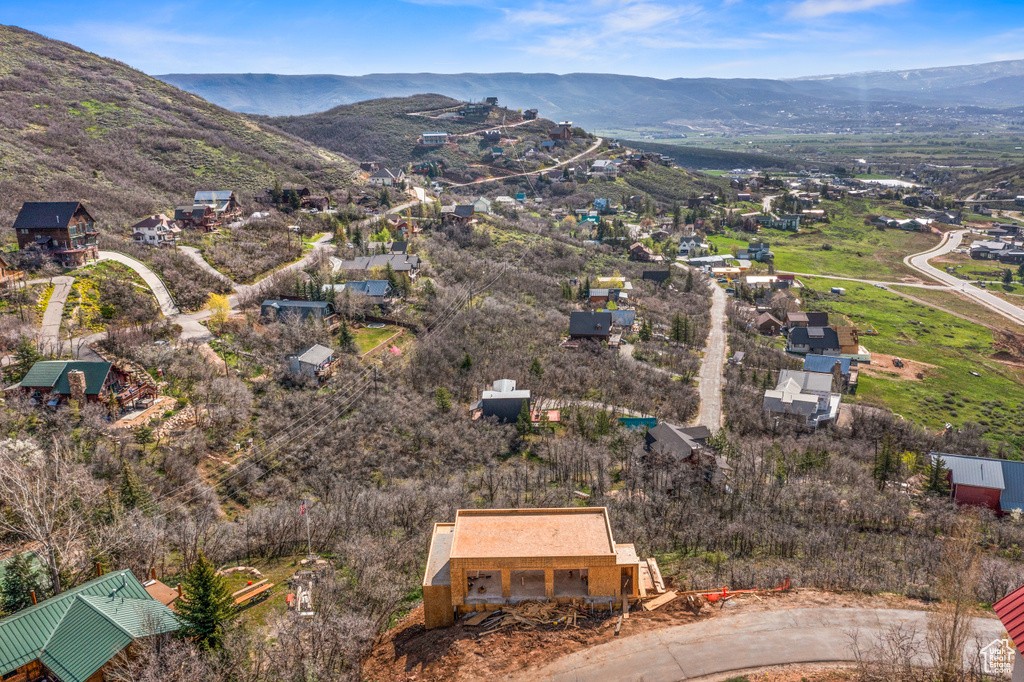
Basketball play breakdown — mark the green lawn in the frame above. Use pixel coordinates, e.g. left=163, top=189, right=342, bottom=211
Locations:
left=803, top=279, right=1024, bottom=453
left=354, top=325, right=401, bottom=355
left=709, top=198, right=941, bottom=281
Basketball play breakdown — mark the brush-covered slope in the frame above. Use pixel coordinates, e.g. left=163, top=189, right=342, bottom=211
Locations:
left=0, top=25, right=356, bottom=227
left=263, top=93, right=554, bottom=171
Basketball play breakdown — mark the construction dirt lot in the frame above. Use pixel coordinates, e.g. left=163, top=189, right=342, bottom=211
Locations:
left=362, top=588, right=960, bottom=682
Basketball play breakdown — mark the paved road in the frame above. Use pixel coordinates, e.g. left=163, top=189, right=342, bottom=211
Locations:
left=904, top=229, right=1024, bottom=328
left=98, top=251, right=179, bottom=316
left=522, top=608, right=1004, bottom=682
left=448, top=138, right=604, bottom=188
left=694, top=276, right=727, bottom=429
left=177, top=246, right=234, bottom=287
left=38, top=276, right=75, bottom=354
left=779, top=271, right=949, bottom=289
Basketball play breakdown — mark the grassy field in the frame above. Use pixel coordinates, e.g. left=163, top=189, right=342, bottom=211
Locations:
left=709, top=198, right=941, bottom=281
left=803, top=278, right=1024, bottom=452
left=354, top=324, right=401, bottom=355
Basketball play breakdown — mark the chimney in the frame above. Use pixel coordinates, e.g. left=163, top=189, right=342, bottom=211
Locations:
left=96, top=562, right=103, bottom=577
left=150, top=567, right=157, bottom=581
left=68, top=369, right=87, bottom=405
left=30, top=590, right=37, bottom=605
left=176, top=583, right=182, bottom=597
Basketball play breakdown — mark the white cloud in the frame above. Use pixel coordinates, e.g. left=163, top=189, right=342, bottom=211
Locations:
left=788, top=0, right=909, bottom=19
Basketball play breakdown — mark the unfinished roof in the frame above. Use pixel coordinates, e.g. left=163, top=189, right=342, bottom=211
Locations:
left=450, top=508, right=615, bottom=559
left=995, top=584, right=1024, bottom=653
left=424, top=523, right=455, bottom=588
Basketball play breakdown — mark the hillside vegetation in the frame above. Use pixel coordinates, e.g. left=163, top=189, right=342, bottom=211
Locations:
left=263, top=94, right=552, bottom=171
left=0, top=25, right=356, bottom=228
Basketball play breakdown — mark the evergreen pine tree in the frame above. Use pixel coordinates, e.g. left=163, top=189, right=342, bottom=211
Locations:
left=176, top=553, right=235, bottom=651
left=119, top=461, right=150, bottom=511
left=460, top=353, right=473, bottom=371
left=638, top=319, right=652, bottom=343
left=872, top=435, right=899, bottom=491
left=515, top=400, right=533, bottom=439
left=422, top=278, right=437, bottom=298
left=670, top=313, right=685, bottom=344
left=529, top=357, right=544, bottom=380
left=338, top=319, right=355, bottom=353
left=925, top=455, right=951, bottom=496
left=0, top=553, right=42, bottom=616
left=434, top=387, right=452, bottom=413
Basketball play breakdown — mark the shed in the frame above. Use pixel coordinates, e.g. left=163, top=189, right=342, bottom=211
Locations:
left=289, top=344, right=336, bottom=377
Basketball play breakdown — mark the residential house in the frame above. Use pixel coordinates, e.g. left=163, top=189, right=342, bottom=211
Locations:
left=368, top=168, right=405, bottom=187
left=737, top=192, right=752, bottom=202
left=337, top=253, right=419, bottom=273
left=472, top=197, right=492, bottom=215
left=9, top=360, right=156, bottom=410
left=872, top=215, right=898, bottom=228
left=1000, top=250, right=1024, bottom=265
left=902, top=195, right=922, bottom=207
left=339, top=279, right=396, bottom=306
left=288, top=344, right=336, bottom=380
left=602, top=308, right=637, bottom=329
left=992, top=585, right=1024, bottom=681
left=359, top=161, right=380, bottom=173
left=834, top=325, right=861, bottom=355
left=802, top=354, right=858, bottom=394
left=757, top=312, right=783, bottom=335
left=480, top=130, right=502, bottom=143
left=13, top=201, right=99, bottom=266
left=744, top=242, right=773, bottom=262
left=422, top=507, right=656, bottom=629
left=590, top=160, right=619, bottom=178
left=0, top=253, right=24, bottom=288
left=644, top=423, right=730, bottom=485
left=523, top=108, right=538, bottom=120
left=0, top=570, right=180, bottom=682
left=568, top=311, right=613, bottom=342
left=473, top=379, right=530, bottom=423
left=131, top=214, right=180, bottom=247
left=421, top=131, right=449, bottom=146
left=785, top=311, right=829, bottom=328
left=194, top=190, right=242, bottom=224
left=174, top=204, right=216, bottom=231
left=260, top=300, right=338, bottom=325
left=494, top=196, right=516, bottom=206
left=678, top=237, right=707, bottom=257
left=763, top=370, right=841, bottom=429
left=629, top=242, right=663, bottom=263
left=548, top=123, right=573, bottom=141
left=929, top=453, right=1024, bottom=514
left=484, top=96, right=499, bottom=106
left=774, top=214, right=801, bottom=231
left=490, top=147, right=503, bottom=158
left=441, top=205, right=475, bottom=225
left=642, top=270, right=671, bottom=285
left=786, top=326, right=841, bottom=355
left=972, top=240, right=1009, bottom=260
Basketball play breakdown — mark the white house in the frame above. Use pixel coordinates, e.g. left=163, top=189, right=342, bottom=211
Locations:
left=368, top=168, right=406, bottom=187
left=763, top=370, right=841, bottom=429
left=421, top=131, right=449, bottom=146
left=472, top=197, right=493, bottom=215
left=131, top=214, right=180, bottom=247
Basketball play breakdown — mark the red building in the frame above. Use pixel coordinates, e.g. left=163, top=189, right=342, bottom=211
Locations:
left=931, top=453, right=1024, bottom=515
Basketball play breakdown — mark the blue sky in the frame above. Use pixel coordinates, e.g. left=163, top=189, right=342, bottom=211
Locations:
left=3, top=0, right=1024, bottom=78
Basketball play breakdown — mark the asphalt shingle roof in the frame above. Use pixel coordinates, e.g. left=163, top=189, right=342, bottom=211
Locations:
left=568, top=311, right=612, bottom=338
left=13, top=202, right=90, bottom=230
left=788, top=326, right=841, bottom=351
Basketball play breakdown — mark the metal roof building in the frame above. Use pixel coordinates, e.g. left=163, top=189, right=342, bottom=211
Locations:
left=0, top=571, right=179, bottom=682
left=930, top=453, right=1024, bottom=513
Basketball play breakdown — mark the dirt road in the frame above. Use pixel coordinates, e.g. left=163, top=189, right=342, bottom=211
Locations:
left=524, top=607, right=1003, bottom=682
left=694, top=278, right=727, bottom=428
left=447, top=138, right=603, bottom=188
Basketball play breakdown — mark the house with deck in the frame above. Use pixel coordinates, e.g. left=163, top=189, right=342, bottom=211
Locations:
left=260, top=300, right=338, bottom=326
left=194, top=191, right=242, bottom=224
left=131, top=214, right=181, bottom=247
left=13, top=201, right=99, bottom=266
left=472, top=379, right=531, bottom=423
left=422, top=507, right=662, bottom=629
left=9, top=361, right=156, bottom=410
left=763, top=370, right=841, bottom=429
left=0, top=570, right=180, bottom=682
left=568, top=311, right=613, bottom=343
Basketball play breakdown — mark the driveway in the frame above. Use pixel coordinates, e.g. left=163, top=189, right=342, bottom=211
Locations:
left=521, top=607, right=1004, bottom=682
left=904, top=230, right=1024, bottom=328
left=177, top=246, right=234, bottom=287
left=694, top=277, right=727, bottom=429
left=38, top=276, right=74, bottom=354
left=98, top=251, right=179, bottom=316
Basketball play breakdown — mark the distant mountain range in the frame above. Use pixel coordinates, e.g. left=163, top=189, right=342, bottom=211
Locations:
left=157, top=61, right=1024, bottom=134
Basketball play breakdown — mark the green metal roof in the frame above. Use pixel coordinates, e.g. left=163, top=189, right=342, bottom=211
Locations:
left=0, top=571, right=179, bottom=682
left=19, top=361, right=112, bottom=395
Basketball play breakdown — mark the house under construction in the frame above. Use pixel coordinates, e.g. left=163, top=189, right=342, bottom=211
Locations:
left=422, top=507, right=663, bottom=629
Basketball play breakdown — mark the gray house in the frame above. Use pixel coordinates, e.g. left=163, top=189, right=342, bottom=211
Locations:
left=260, top=300, right=337, bottom=325
left=289, top=344, right=336, bottom=378
left=474, top=379, right=531, bottom=423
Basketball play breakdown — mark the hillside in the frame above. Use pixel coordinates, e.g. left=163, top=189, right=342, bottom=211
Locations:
left=622, top=140, right=799, bottom=171
left=0, top=25, right=356, bottom=228
left=262, top=94, right=557, bottom=172
left=158, top=64, right=1024, bottom=135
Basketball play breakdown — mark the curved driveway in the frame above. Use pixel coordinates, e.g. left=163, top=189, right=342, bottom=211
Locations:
left=903, top=230, right=1024, bottom=328
left=521, top=607, right=1004, bottom=682
left=98, top=251, right=179, bottom=316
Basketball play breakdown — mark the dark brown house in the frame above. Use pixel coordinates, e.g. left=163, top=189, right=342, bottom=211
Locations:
left=549, top=124, right=573, bottom=141
left=13, top=202, right=99, bottom=266
left=0, top=253, right=24, bottom=288
left=174, top=204, right=217, bottom=231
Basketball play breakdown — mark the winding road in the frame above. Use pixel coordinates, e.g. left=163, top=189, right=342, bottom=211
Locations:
left=447, top=137, right=604, bottom=188
left=519, top=607, right=1003, bottom=682
left=903, top=229, right=1024, bottom=328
